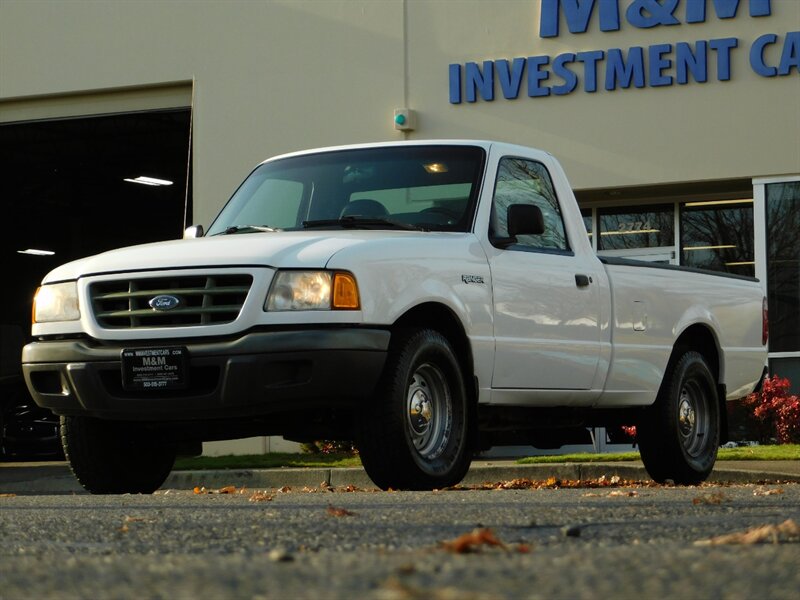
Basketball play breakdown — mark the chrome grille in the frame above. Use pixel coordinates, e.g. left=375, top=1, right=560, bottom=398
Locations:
left=90, top=274, right=252, bottom=329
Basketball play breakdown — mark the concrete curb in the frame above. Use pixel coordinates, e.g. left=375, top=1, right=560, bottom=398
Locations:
left=0, top=465, right=85, bottom=495
left=163, top=462, right=800, bottom=491
left=3, top=461, right=798, bottom=494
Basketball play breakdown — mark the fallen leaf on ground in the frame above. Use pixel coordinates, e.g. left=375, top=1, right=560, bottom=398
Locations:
left=193, top=485, right=247, bottom=495
left=0, top=493, right=17, bottom=498
left=692, top=492, right=727, bottom=505
left=119, top=515, right=155, bottom=532
left=278, top=486, right=291, bottom=494
left=439, top=528, right=507, bottom=553
left=327, top=504, right=356, bottom=517
left=608, top=490, right=638, bottom=497
left=753, top=487, right=784, bottom=497
left=694, top=519, right=800, bottom=546
left=474, top=477, right=650, bottom=491
left=499, top=478, right=537, bottom=490
left=597, top=475, right=623, bottom=485
left=249, top=492, right=273, bottom=502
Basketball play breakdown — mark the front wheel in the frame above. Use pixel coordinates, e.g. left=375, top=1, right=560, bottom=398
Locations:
left=357, top=329, right=471, bottom=490
left=61, top=416, right=175, bottom=494
left=637, top=351, right=720, bottom=485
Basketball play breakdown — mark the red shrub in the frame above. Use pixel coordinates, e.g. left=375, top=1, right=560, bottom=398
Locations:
left=743, top=375, right=800, bottom=444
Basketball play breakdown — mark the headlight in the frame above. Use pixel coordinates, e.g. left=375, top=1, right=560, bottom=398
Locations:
left=265, top=271, right=360, bottom=311
left=33, top=282, right=81, bottom=323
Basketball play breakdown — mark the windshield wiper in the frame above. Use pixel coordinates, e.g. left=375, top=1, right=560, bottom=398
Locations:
left=213, top=225, right=279, bottom=236
left=302, top=216, right=424, bottom=231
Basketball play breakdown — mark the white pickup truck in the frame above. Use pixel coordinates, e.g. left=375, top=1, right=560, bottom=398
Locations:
left=23, top=141, right=767, bottom=493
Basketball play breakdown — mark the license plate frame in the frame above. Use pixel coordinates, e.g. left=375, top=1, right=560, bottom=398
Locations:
left=121, top=347, right=188, bottom=391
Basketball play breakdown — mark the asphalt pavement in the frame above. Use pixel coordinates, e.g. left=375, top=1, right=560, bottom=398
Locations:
left=2, top=458, right=799, bottom=495
left=2, top=483, right=799, bottom=599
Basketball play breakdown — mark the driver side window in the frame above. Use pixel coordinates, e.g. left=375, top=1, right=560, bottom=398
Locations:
left=491, top=157, right=568, bottom=252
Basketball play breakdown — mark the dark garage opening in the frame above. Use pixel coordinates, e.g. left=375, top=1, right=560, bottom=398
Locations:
left=0, top=108, right=192, bottom=456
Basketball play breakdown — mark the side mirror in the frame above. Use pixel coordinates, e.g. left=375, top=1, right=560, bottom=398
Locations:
left=183, top=225, right=204, bottom=239
left=507, top=204, right=545, bottom=237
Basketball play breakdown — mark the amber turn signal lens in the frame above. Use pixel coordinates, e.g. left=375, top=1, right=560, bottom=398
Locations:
left=332, top=272, right=360, bottom=309
left=32, top=287, right=40, bottom=324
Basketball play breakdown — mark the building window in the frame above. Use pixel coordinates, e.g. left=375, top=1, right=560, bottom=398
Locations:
left=766, top=182, right=800, bottom=353
left=597, top=205, right=674, bottom=251
left=680, top=199, right=754, bottom=277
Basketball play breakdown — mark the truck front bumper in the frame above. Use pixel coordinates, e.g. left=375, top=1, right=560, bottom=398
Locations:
left=22, top=328, right=390, bottom=421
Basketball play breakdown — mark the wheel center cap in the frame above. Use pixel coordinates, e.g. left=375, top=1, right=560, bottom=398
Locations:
left=409, top=390, right=433, bottom=434
left=678, top=398, right=696, bottom=436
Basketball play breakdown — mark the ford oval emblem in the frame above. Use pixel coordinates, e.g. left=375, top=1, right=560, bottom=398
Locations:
left=149, top=294, right=181, bottom=311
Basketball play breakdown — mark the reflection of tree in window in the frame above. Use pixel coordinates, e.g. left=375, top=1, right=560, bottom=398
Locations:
left=766, top=183, right=800, bottom=353
left=598, top=206, right=673, bottom=250
left=681, top=202, right=754, bottom=276
left=492, top=158, right=567, bottom=251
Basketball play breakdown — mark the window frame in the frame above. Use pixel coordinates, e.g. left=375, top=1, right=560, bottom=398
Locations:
left=489, top=155, right=573, bottom=256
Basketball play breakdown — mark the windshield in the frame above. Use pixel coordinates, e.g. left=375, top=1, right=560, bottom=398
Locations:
left=206, top=145, right=486, bottom=235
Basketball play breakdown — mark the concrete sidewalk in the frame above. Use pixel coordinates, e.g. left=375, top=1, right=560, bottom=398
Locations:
left=2, top=459, right=799, bottom=495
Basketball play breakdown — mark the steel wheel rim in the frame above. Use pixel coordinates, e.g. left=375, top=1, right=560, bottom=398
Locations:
left=406, top=363, right=453, bottom=460
left=677, top=379, right=710, bottom=458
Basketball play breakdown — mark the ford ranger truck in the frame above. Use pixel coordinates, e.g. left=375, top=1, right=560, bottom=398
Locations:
left=22, top=141, right=768, bottom=493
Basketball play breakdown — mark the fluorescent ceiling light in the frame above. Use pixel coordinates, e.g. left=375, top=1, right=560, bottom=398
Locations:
left=17, top=248, right=55, bottom=256
left=123, top=176, right=173, bottom=186
left=600, top=229, right=661, bottom=236
left=725, top=261, right=755, bottom=266
left=684, top=244, right=736, bottom=251
left=685, top=199, right=753, bottom=207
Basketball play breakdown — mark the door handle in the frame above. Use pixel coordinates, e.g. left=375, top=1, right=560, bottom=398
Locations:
left=575, top=274, right=592, bottom=287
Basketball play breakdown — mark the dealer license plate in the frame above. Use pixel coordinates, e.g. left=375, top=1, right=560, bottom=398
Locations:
left=121, top=347, right=188, bottom=391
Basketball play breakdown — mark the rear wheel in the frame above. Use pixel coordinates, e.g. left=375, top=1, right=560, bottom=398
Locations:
left=358, top=329, right=471, bottom=490
left=638, top=351, right=719, bottom=484
left=61, top=416, right=175, bottom=494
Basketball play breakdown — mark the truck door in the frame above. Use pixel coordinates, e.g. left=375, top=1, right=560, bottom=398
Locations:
left=487, top=156, right=605, bottom=392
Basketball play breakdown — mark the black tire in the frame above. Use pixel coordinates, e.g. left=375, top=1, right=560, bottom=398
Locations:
left=637, top=351, right=720, bottom=485
left=357, top=329, right=472, bottom=490
left=61, top=416, right=175, bottom=494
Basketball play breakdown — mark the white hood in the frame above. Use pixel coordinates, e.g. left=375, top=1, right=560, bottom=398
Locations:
left=42, top=230, right=435, bottom=283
